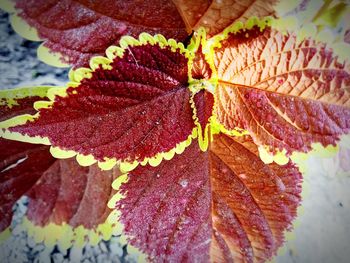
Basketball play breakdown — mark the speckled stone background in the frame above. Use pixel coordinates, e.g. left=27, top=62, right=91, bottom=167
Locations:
left=0, top=7, right=349, bottom=263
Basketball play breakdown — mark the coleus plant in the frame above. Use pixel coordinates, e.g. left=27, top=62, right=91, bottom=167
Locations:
left=0, top=0, right=350, bottom=262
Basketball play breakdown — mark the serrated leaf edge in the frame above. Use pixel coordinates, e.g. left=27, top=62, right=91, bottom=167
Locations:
left=208, top=15, right=350, bottom=83
left=257, top=134, right=345, bottom=167
left=206, top=16, right=350, bottom=161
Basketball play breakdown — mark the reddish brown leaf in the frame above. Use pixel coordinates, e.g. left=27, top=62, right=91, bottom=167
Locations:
left=191, top=44, right=212, bottom=80
left=116, top=135, right=302, bottom=262
left=210, top=134, right=302, bottom=262
left=0, top=96, right=42, bottom=122
left=0, top=93, right=53, bottom=231
left=26, top=158, right=117, bottom=229
left=214, top=27, right=350, bottom=153
left=14, top=0, right=188, bottom=67
left=117, top=139, right=212, bottom=262
left=11, top=0, right=282, bottom=67
left=0, top=91, right=117, bottom=236
left=0, top=139, right=52, bottom=232
left=10, top=43, right=195, bottom=163
left=193, top=89, right=214, bottom=138
left=0, top=137, right=117, bottom=233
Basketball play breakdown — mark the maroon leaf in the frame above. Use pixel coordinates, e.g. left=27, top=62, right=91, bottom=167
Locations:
left=0, top=91, right=53, bottom=232
left=10, top=0, right=283, bottom=68
left=117, top=139, right=211, bottom=262
left=0, top=90, right=118, bottom=242
left=10, top=42, right=196, bottom=164
left=191, top=43, right=212, bottom=80
left=115, top=135, right=302, bottom=262
left=193, top=89, right=214, bottom=143
left=0, top=136, right=118, bottom=237
left=0, top=96, right=41, bottom=122
left=14, top=0, right=188, bottom=67
left=25, top=158, right=117, bottom=230
left=0, top=139, right=52, bottom=232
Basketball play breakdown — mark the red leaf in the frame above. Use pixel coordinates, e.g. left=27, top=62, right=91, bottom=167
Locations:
left=0, top=90, right=118, bottom=242
left=0, top=137, right=118, bottom=239
left=0, top=139, right=52, bottom=232
left=0, top=92, right=53, bottom=232
left=214, top=26, right=350, bottom=154
left=10, top=42, right=196, bottom=164
left=193, top=90, right=214, bottom=131
left=0, top=96, right=41, bottom=122
left=11, top=0, right=282, bottom=67
left=25, top=158, right=117, bottom=229
left=15, top=0, right=189, bottom=67
left=191, top=43, right=212, bottom=80
left=193, top=89, right=214, bottom=144
left=115, top=135, right=302, bottom=262
left=117, top=139, right=211, bottom=262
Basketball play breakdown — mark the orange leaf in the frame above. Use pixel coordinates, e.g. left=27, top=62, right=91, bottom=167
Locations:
left=210, top=134, right=301, bottom=262
left=173, top=0, right=278, bottom=37
left=115, top=135, right=302, bottom=262
left=214, top=27, right=350, bottom=154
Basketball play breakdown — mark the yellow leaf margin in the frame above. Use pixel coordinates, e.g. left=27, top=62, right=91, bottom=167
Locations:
left=0, top=34, right=199, bottom=172
left=0, top=86, right=62, bottom=145
left=0, top=87, right=124, bottom=248
left=0, top=165, right=130, bottom=251
left=107, top=173, right=147, bottom=262
left=0, top=0, right=70, bottom=67
left=0, top=85, right=54, bottom=106
left=6, top=174, right=128, bottom=251
left=20, top=216, right=118, bottom=249
left=19, top=167, right=122, bottom=249
left=203, top=16, right=350, bottom=163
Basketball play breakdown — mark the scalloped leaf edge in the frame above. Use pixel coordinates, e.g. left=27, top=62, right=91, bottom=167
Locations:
left=8, top=173, right=129, bottom=250
left=0, top=2, right=71, bottom=67
left=0, top=33, right=199, bottom=171
left=107, top=173, right=147, bottom=261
